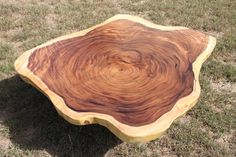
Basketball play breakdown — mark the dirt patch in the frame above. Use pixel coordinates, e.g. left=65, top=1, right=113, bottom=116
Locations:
left=205, top=31, right=224, bottom=39
left=211, top=80, right=236, bottom=93
left=159, top=147, right=178, bottom=157
left=0, top=135, right=12, bottom=151
left=215, top=130, right=235, bottom=151
left=177, top=115, right=192, bottom=125
left=46, top=13, right=58, bottom=29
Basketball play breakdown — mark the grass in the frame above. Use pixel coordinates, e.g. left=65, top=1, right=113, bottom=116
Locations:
left=0, top=0, right=235, bottom=156
left=203, top=60, right=236, bottom=82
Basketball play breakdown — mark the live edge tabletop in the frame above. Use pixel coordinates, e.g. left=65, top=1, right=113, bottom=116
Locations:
left=14, top=14, right=216, bottom=142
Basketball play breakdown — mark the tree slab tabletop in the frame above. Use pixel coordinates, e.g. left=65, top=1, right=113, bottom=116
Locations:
left=14, top=15, right=216, bottom=142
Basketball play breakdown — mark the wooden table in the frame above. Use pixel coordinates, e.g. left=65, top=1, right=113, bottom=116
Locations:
left=15, top=14, right=216, bottom=142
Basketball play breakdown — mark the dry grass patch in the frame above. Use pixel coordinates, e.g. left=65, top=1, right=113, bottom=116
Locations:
left=0, top=0, right=235, bottom=156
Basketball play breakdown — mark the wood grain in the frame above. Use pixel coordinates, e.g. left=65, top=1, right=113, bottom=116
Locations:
left=15, top=15, right=216, bottom=142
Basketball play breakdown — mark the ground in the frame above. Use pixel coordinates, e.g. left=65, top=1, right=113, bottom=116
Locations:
left=0, top=0, right=235, bottom=156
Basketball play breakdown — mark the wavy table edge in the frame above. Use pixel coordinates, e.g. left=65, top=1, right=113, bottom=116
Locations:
left=14, top=14, right=216, bottom=143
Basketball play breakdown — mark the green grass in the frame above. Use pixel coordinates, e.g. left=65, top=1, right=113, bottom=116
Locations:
left=202, top=59, right=236, bottom=82
left=0, top=0, right=235, bottom=156
left=0, top=43, right=15, bottom=74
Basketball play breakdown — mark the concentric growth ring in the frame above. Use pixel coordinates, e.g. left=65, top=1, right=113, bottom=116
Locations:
left=27, top=19, right=209, bottom=126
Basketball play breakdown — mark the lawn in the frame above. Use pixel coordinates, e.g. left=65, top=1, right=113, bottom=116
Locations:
left=0, top=0, right=235, bottom=156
